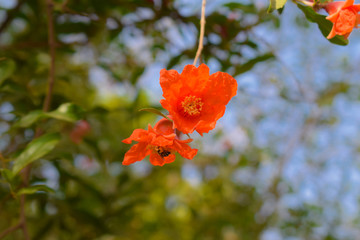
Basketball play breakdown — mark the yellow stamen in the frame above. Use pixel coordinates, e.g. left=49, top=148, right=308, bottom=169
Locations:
left=181, top=96, right=203, bottom=116
left=150, top=145, right=171, bottom=158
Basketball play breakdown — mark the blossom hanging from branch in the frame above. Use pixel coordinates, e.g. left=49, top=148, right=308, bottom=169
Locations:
left=324, top=0, right=360, bottom=39
left=122, top=118, right=198, bottom=166
left=159, top=64, right=237, bottom=136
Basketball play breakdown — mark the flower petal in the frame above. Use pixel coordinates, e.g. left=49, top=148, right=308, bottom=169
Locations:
left=173, top=140, right=198, bottom=160
left=343, top=0, right=355, bottom=9
left=163, top=154, right=176, bottom=164
left=160, top=69, right=181, bottom=103
left=326, top=24, right=338, bottom=39
left=180, top=64, right=209, bottom=90
left=149, top=153, right=165, bottom=166
left=122, top=128, right=149, bottom=144
left=203, top=71, right=237, bottom=106
left=122, top=142, right=149, bottom=165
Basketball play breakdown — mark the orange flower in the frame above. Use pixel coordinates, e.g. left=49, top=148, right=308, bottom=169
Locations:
left=159, top=64, right=237, bottom=135
left=325, top=0, right=360, bottom=39
left=122, top=118, right=198, bottom=166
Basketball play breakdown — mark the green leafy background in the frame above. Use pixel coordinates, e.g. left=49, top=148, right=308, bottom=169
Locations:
left=1, top=0, right=360, bottom=239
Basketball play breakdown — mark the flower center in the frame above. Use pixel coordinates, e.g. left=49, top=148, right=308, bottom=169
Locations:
left=335, top=9, right=357, bottom=33
left=154, top=146, right=171, bottom=158
left=181, top=95, right=203, bottom=116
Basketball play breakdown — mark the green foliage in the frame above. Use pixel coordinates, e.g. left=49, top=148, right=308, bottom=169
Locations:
left=296, top=4, right=349, bottom=46
left=14, top=103, right=83, bottom=128
left=0, top=59, right=15, bottom=86
left=17, top=185, right=55, bottom=195
left=12, top=133, right=61, bottom=175
left=0, top=0, right=354, bottom=239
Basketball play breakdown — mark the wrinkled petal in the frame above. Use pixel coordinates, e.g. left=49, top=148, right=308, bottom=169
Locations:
left=122, top=128, right=149, bottom=144
left=160, top=69, right=181, bottom=103
left=325, top=2, right=345, bottom=15
left=151, top=134, right=175, bottom=146
left=180, top=64, right=209, bottom=91
left=326, top=12, right=340, bottom=23
left=195, top=107, right=226, bottom=136
left=122, top=142, right=149, bottom=165
left=163, top=154, right=176, bottom=164
left=203, top=71, right=237, bottom=106
left=149, top=153, right=165, bottom=166
left=343, top=0, right=355, bottom=9
left=154, top=118, right=176, bottom=136
left=327, top=24, right=338, bottom=39
left=173, top=140, right=198, bottom=160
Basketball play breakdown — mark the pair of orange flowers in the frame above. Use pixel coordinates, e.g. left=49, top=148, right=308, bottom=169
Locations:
left=324, top=0, right=360, bottom=39
left=122, top=64, right=238, bottom=166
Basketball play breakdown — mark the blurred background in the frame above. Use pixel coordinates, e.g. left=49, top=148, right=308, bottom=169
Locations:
left=1, top=0, right=360, bottom=239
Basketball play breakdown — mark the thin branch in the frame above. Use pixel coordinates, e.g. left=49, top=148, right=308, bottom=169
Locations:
left=43, top=0, right=56, bottom=112
left=0, top=0, right=26, bottom=36
left=19, top=195, right=29, bottom=240
left=0, top=223, right=21, bottom=239
left=193, top=0, right=206, bottom=66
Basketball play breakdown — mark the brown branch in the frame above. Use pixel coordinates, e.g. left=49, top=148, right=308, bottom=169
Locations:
left=0, top=223, right=21, bottom=239
left=193, top=0, right=206, bottom=66
left=0, top=0, right=26, bottom=36
left=19, top=195, right=29, bottom=240
left=43, top=0, right=56, bottom=112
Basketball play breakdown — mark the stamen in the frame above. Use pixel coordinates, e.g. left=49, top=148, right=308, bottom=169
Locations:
left=181, top=95, right=203, bottom=116
left=154, top=146, right=171, bottom=158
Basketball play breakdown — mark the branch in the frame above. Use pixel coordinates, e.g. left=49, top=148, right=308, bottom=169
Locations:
left=43, top=0, right=56, bottom=112
left=0, top=0, right=26, bottom=36
left=0, top=223, right=21, bottom=239
left=193, top=0, right=206, bottom=66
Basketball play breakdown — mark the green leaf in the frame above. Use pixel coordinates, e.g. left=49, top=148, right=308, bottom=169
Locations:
left=235, top=53, right=274, bottom=75
left=45, top=103, right=84, bottom=122
left=12, top=133, right=61, bottom=175
left=14, top=110, right=44, bottom=128
left=14, top=103, right=84, bottom=128
left=0, top=59, right=16, bottom=86
left=17, top=185, right=55, bottom=195
left=138, top=108, right=172, bottom=122
left=297, top=4, right=348, bottom=46
left=268, top=0, right=287, bottom=12
left=0, top=169, right=15, bottom=182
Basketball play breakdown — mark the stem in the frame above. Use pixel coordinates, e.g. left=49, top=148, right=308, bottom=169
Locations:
left=43, top=0, right=56, bottom=112
left=19, top=195, right=30, bottom=240
left=193, top=0, right=206, bottom=66
left=0, top=223, right=21, bottom=239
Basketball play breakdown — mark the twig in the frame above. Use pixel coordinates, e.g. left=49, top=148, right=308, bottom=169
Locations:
left=193, top=0, right=206, bottom=66
left=43, top=0, right=56, bottom=112
left=0, top=223, right=21, bottom=239
left=19, top=195, right=29, bottom=240
left=0, top=0, right=26, bottom=36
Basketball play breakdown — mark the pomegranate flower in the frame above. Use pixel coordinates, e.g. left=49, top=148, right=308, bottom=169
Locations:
left=325, top=0, right=360, bottom=39
left=159, top=64, right=237, bottom=136
left=122, top=118, right=198, bottom=166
